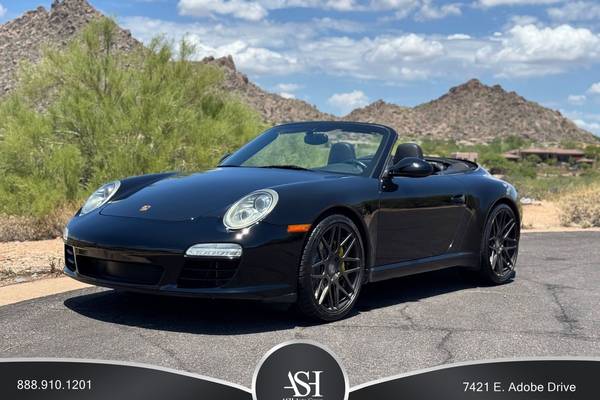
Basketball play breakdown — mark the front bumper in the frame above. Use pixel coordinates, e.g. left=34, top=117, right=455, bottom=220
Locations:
left=64, top=265, right=295, bottom=302
left=63, top=214, right=305, bottom=302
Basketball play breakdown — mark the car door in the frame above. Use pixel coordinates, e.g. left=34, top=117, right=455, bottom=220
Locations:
left=375, top=174, right=468, bottom=265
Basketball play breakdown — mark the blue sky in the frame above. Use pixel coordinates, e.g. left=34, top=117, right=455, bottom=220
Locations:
left=1, top=0, right=600, bottom=134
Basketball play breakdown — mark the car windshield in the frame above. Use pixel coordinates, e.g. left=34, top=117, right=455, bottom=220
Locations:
left=220, top=123, right=389, bottom=176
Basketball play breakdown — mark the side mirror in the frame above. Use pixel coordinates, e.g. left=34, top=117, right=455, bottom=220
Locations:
left=387, top=157, right=433, bottom=178
left=218, top=152, right=232, bottom=164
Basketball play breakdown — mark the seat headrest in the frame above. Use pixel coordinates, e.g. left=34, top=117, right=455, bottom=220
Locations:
left=393, top=143, right=423, bottom=164
left=328, top=142, right=356, bottom=165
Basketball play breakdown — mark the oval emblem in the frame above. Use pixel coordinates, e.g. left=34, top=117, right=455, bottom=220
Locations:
left=139, top=204, right=152, bottom=212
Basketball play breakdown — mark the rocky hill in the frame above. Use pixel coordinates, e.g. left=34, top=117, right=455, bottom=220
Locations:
left=0, top=0, right=332, bottom=123
left=0, top=0, right=139, bottom=96
left=201, top=55, right=333, bottom=123
left=0, top=0, right=596, bottom=143
left=345, top=79, right=597, bottom=143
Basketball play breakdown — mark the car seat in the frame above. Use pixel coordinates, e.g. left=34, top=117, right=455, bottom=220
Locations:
left=393, top=143, right=424, bottom=164
left=328, top=142, right=356, bottom=165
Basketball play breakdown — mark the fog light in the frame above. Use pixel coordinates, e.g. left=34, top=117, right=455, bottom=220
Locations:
left=185, top=243, right=242, bottom=258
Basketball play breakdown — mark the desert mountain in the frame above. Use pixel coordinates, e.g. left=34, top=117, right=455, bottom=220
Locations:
left=201, top=55, right=333, bottom=123
left=346, top=79, right=597, bottom=143
left=0, top=0, right=596, bottom=143
left=0, top=0, right=139, bottom=96
left=0, top=0, right=332, bottom=123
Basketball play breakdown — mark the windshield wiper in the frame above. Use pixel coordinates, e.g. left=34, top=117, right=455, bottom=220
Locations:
left=259, top=165, right=311, bottom=171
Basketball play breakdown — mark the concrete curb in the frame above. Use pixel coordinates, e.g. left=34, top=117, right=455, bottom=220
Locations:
left=0, top=277, right=90, bottom=307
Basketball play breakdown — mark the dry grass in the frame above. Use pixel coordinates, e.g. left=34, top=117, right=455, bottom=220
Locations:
left=521, top=201, right=561, bottom=230
left=0, top=206, right=74, bottom=242
left=558, top=183, right=600, bottom=228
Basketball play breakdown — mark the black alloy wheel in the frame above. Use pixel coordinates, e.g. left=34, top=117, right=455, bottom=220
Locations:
left=480, top=204, right=519, bottom=284
left=297, top=215, right=365, bottom=321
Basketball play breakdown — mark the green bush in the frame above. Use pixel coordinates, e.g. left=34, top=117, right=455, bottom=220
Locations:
left=0, top=18, right=265, bottom=217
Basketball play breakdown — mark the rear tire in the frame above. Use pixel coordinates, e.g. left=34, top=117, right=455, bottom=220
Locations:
left=297, top=215, right=365, bottom=321
left=479, top=204, right=519, bottom=284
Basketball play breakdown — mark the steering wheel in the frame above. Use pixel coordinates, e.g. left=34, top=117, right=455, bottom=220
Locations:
left=341, top=159, right=368, bottom=171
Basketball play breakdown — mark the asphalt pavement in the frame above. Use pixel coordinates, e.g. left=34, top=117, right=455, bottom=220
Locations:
left=1, top=231, right=599, bottom=387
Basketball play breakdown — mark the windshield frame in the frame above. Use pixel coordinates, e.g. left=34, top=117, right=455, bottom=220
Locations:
left=220, top=121, right=397, bottom=178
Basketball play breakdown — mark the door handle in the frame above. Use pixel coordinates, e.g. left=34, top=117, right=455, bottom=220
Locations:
left=451, top=194, right=466, bottom=204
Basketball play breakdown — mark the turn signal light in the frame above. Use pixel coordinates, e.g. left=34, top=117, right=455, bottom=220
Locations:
left=287, top=224, right=311, bottom=233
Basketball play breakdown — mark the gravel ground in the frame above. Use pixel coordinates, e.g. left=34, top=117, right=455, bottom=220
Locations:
left=0, top=231, right=599, bottom=388
left=0, top=238, right=63, bottom=286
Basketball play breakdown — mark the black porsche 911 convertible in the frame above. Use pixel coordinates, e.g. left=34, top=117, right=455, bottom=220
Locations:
left=63, top=121, right=520, bottom=321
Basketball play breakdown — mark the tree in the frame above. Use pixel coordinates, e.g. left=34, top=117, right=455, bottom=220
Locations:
left=0, top=18, right=265, bottom=216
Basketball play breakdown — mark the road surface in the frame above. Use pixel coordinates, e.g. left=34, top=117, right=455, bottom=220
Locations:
left=1, top=231, right=599, bottom=387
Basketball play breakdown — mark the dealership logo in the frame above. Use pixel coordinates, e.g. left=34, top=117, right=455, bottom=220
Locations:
left=253, top=341, right=347, bottom=400
left=283, top=370, right=323, bottom=399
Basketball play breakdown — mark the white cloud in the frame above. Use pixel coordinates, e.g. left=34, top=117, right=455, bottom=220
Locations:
left=278, top=92, right=296, bottom=99
left=311, top=17, right=364, bottom=33
left=325, top=0, right=359, bottom=11
left=574, top=119, right=600, bottom=134
left=233, top=45, right=300, bottom=74
left=121, top=17, right=301, bottom=75
left=447, top=33, right=471, bottom=40
left=563, top=110, right=600, bottom=135
left=373, top=0, right=463, bottom=20
left=176, top=0, right=362, bottom=21
left=178, top=0, right=267, bottom=21
left=369, top=0, right=419, bottom=12
left=548, top=1, right=600, bottom=21
left=122, top=16, right=600, bottom=82
left=476, top=0, right=561, bottom=7
left=506, top=15, right=540, bottom=27
left=477, top=24, right=600, bottom=76
left=416, top=0, right=462, bottom=20
left=177, top=0, right=462, bottom=21
left=276, top=83, right=302, bottom=91
left=567, top=95, right=586, bottom=105
left=328, top=90, right=369, bottom=115
left=261, top=0, right=362, bottom=11
left=298, top=34, right=442, bottom=80
left=366, top=34, right=444, bottom=62
left=588, top=82, right=600, bottom=94
left=0, top=3, right=6, bottom=18
left=276, top=83, right=301, bottom=99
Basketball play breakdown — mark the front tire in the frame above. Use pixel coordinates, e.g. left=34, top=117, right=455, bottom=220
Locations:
left=480, top=204, right=520, bottom=284
left=297, top=215, right=365, bottom=321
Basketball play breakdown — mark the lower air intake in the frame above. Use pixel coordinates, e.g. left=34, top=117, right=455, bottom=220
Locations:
left=177, top=258, right=239, bottom=288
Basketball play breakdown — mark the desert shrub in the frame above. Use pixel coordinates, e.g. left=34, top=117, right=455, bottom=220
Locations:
left=0, top=205, right=74, bottom=242
left=585, top=145, right=600, bottom=160
left=479, top=153, right=512, bottom=174
left=525, top=154, right=542, bottom=164
left=559, top=184, right=600, bottom=227
left=0, top=18, right=265, bottom=220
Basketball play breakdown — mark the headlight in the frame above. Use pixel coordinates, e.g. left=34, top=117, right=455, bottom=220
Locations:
left=80, top=181, right=121, bottom=215
left=223, top=189, right=279, bottom=230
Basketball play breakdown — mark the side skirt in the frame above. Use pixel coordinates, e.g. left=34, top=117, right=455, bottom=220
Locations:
left=368, top=252, right=479, bottom=283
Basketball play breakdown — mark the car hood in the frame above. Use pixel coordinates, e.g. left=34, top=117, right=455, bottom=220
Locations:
left=100, top=167, right=340, bottom=222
